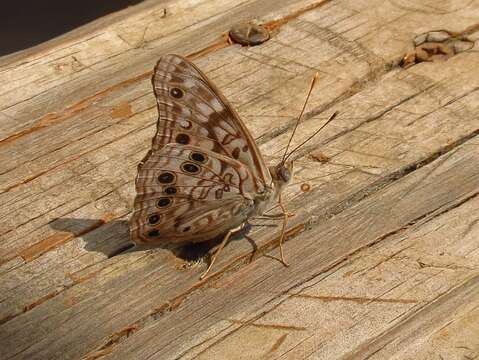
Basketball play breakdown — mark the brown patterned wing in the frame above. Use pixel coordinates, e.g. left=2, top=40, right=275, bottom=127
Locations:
left=130, top=144, right=258, bottom=245
left=145, top=54, right=272, bottom=186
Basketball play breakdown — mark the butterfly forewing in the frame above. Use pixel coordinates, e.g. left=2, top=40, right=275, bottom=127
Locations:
left=150, top=54, right=271, bottom=185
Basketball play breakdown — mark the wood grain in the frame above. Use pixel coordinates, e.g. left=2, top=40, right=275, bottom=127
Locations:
left=1, top=0, right=478, bottom=359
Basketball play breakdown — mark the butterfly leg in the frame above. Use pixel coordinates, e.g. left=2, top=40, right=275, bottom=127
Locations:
left=200, top=224, right=244, bottom=280
left=277, top=193, right=290, bottom=267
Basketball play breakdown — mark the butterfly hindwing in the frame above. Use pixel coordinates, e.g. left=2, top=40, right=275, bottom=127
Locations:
left=130, top=144, right=257, bottom=244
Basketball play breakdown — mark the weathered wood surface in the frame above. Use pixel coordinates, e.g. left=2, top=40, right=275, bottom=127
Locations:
left=1, top=0, right=478, bottom=359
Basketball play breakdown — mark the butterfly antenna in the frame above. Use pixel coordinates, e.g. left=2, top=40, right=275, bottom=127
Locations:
left=283, top=111, right=337, bottom=163
left=280, top=72, right=320, bottom=165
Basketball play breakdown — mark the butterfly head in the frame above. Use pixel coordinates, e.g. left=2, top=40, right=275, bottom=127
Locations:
left=270, top=161, right=294, bottom=191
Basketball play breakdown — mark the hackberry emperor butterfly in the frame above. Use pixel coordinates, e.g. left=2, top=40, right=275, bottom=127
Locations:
left=130, top=54, right=335, bottom=278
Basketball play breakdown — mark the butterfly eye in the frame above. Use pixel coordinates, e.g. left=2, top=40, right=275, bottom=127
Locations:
left=170, top=87, right=184, bottom=99
left=189, top=152, right=207, bottom=163
left=278, top=167, right=291, bottom=182
left=148, top=230, right=160, bottom=237
left=164, top=186, right=177, bottom=195
left=175, top=133, right=190, bottom=145
left=158, top=172, right=175, bottom=184
left=148, top=214, right=161, bottom=225
left=157, top=197, right=172, bottom=207
left=181, top=162, right=200, bottom=174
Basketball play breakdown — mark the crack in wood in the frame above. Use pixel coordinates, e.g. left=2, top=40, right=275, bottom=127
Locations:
left=268, top=333, right=289, bottom=354
left=291, top=293, right=419, bottom=305
left=227, top=318, right=307, bottom=331
left=417, top=260, right=477, bottom=271
left=353, top=246, right=414, bottom=276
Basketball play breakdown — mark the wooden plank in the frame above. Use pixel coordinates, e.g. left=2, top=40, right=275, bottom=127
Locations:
left=95, top=137, right=479, bottom=359
left=345, top=278, right=479, bottom=359
left=368, top=298, right=479, bottom=359
left=0, top=0, right=478, bottom=358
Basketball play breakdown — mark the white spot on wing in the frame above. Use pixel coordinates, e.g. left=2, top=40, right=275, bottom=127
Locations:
left=198, top=103, right=213, bottom=116
left=210, top=98, right=223, bottom=112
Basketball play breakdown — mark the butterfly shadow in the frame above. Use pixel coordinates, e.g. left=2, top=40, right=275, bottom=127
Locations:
left=49, top=217, right=257, bottom=262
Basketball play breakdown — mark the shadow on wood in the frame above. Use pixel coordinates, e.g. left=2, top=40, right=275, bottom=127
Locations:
left=49, top=217, right=257, bottom=262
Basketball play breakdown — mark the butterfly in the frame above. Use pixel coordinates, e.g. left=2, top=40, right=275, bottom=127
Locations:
left=130, top=54, right=335, bottom=278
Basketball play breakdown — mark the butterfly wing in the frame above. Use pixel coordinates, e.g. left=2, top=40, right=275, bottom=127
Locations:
left=144, top=54, right=272, bottom=187
left=130, top=144, right=258, bottom=245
